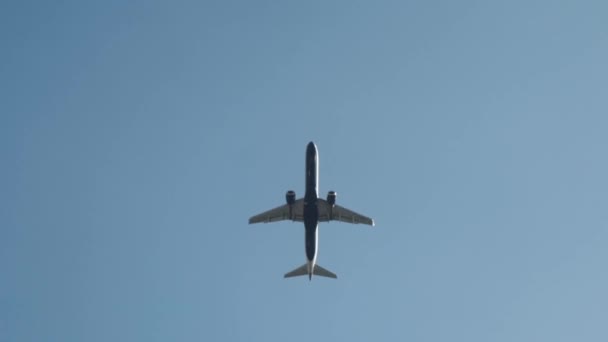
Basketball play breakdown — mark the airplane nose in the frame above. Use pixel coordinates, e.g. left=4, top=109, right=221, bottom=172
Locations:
left=307, top=141, right=317, bottom=155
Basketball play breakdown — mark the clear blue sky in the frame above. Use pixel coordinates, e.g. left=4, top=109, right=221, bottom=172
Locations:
left=2, top=1, right=607, bottom=341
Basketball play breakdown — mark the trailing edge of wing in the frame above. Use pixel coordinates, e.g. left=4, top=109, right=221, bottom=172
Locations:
left=317, top=199, right=374, bottom=226
left=248, top=199, right=304, bottom=224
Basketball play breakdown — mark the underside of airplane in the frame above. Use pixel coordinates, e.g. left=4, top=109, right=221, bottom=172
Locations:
left=249, top=141, right=374, bottom=280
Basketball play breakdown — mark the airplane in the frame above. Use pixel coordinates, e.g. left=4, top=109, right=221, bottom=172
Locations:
left=249, top=141, right=374, bottom=280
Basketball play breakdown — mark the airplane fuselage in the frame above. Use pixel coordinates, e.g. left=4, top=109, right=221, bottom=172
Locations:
left=303, top=142, right=319, bottom=274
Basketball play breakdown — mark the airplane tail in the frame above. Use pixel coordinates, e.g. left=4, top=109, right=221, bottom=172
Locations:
left=284, top=263, right=337, bottom=280
left=314, top=264, right=338, bottom=279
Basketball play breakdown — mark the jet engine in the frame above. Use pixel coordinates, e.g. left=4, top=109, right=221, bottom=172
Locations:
left=285, top=190, right=296, bottom=205
left=327, top=191, right=337, bottom=206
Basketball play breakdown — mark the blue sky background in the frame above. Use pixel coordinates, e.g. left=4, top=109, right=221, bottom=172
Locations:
left=2, top=1, right=608, bottom=341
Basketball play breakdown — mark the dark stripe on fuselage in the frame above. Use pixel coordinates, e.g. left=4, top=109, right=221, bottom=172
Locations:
left=304, top=142, right=318, bottom=262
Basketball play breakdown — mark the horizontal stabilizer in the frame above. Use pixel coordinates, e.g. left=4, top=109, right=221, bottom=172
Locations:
left=313, top=264, right=337, bottom=279
left=284, top=264, right=308, bottom=278
left=283, top=263, right=337, bottom=279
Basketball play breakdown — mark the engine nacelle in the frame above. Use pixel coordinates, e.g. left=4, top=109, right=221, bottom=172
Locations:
left=285, top=190, right=296, bottom=205
left=327, top=191, right=337, bottom=206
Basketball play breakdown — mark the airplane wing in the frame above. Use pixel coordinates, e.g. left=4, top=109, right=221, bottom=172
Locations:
left=249, top=198, right=304, bottom=224
left=317, top=198, right=374, bottom=226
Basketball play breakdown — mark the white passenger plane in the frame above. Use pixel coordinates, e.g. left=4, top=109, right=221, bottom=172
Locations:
left=249, top=141, right=374, bottom=280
